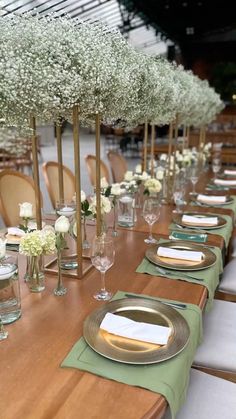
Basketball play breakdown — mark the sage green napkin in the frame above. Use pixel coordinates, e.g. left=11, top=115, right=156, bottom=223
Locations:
left=136, top=239, right=223, bottom=312
left=206, top=184, right=230, bottom=191
left=191, top=195, right=236, bottom=217
left=170, top=213, right=233, bottom=248
left=61, top=291, right=202, bottom=419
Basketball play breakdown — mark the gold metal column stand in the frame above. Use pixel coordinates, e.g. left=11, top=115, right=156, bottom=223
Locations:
left=150, top=123, right=155, bottom=177
left=30, top=115, right=42, bottom=230
left=56, top=122, right=64, bottom=203
left=73, top=105, right=83, bottom=278
left=95, top=113, right=101, bottom=237
left=143, top=119, right=148, bottom=172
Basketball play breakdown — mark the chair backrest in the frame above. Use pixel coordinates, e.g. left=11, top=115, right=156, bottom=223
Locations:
left=42, top=161, right=76, bottom=209
left=107, top=151, right=128, bottom=183
left=0, top=170, right=43, bottom=227
left=85, top=155, right=110, bottom=187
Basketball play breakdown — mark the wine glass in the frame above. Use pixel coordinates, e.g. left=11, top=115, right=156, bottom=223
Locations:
left=142, top=198, right=161, bottom=244
left=91, top=237, right=115, bottom=301
left=189, top=165, right=199, bottom=196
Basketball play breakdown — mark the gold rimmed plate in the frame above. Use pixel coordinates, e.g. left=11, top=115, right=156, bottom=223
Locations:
left=193, top=195, right=233, bottom=207
left=173, top=212, right=226, bottom=230
left=146, top=240, right=216, bottom=271
left=83, top=298, right=190, bottom=365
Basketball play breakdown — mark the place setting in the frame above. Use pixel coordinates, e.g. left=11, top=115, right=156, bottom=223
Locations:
left=61, top=289, right=203, bottom=418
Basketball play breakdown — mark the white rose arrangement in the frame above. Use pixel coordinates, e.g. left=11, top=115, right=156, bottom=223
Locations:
left=19, top=202, right=33, bottom=231
left=144, top=178, right=162, bottom=196
left=89, top=195, right=112, bottom=216
left=19, top=229, right=56, bottom=257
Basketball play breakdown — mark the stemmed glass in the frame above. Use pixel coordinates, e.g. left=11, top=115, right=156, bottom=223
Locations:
left=142, top=198, right=161, bottom=244
left=189, top=165, right=199, bottom=196
left=91, top=237, right=115, bottom=301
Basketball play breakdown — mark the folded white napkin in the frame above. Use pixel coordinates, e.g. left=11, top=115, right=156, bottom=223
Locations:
left=100, top=312, right=171, bottom=345
left=182, top=214, right=218, bottom=225
left=197, top=194, right=226, bottom=203
left=157, top=246, right=203, bottom=262
left=214, top=179, right=236, bottom=186
left=7, top=227, right=25, bottom=237
left=224, top=170, right=236, bottom=175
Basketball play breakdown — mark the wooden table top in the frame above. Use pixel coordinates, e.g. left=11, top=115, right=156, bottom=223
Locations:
left=1, top=228, right=208, bottom=419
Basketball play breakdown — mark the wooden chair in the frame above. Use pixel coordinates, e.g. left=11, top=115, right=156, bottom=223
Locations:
left=85, top=155, right=110, bottom=187
left=42, top=161, right=76, bottom=209
left=0, top=170, right=43, bottom=227
left=107, top=151, right=128, bottom=183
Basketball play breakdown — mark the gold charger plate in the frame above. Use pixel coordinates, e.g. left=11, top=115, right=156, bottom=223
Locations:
left=173, top=211, right=226, bottom=230
left=146, top=240, right=216, bottom=271
left=83, top=298, right=190, bottom=365
left=193, top=195, right=233, bottom=207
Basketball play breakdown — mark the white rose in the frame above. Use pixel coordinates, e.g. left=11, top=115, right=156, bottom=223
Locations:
left=101, top=177, right=109, bottom=188
left=140, top=171, right=149, bottom=181
left=160, top=153, right=167, bottom=161
left=176, top=154, right=183, bottom=162
left=124, top=171, right=133, bottom=182
left=111, top=183, right=122, bottom=196
left=19, top=202, right=33, bottom=218
left=55, top=216, right=70, bottom=233
left=101, top=195, right=111, bottom=214
left=135, top=164, right=142, bottom=174
left=81, top=190, right=86, bottom=202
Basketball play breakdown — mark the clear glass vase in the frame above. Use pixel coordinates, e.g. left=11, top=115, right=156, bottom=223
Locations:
left=25, top=255, right=45, bottom=293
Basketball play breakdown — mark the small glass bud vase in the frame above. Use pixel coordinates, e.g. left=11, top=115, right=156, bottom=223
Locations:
left=25, top=255, right=45, bottom=293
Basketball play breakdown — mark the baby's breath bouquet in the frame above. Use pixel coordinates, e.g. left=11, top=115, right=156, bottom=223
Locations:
left=20, top=229, right=56, bottom=292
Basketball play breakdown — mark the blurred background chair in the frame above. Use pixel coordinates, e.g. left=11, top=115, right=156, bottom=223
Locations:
left=175, top=369, right=236, bottom=419
left=0, top=170, right=43, bottom=226
left=85, top=154, right=110, bottom=188
left=107, top=150, right=128, bottom=183
left=42, top=161, right=75, bottom=209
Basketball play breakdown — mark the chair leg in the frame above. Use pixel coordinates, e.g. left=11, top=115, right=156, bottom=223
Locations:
left=215, top=290, right=236, bottom=302
left=192, top=366, right=236, bottom=383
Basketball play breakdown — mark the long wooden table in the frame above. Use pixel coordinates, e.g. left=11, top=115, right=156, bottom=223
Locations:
left=1, top=171, right=235, bottom=419
left=1, top=228, right=208, bottom=419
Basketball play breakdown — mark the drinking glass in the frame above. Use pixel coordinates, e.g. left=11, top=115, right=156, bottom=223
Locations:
left=173, top=191, right=184, bottom=213
left=142, top=198, right=161, bottom=244
left=190, top=165, right=199, bottom=196
left=91, top=237, right=115, bottom=301
left=212, top=158, right=221, bottom=179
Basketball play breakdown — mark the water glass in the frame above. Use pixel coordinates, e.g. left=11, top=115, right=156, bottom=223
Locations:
left=118, top=193, right=134, bottom=227
left=0, top=254, right=21, bottom=325
left=189, top=165, right=199, bottom=196
left=212, top=158, right=221, bottom=179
